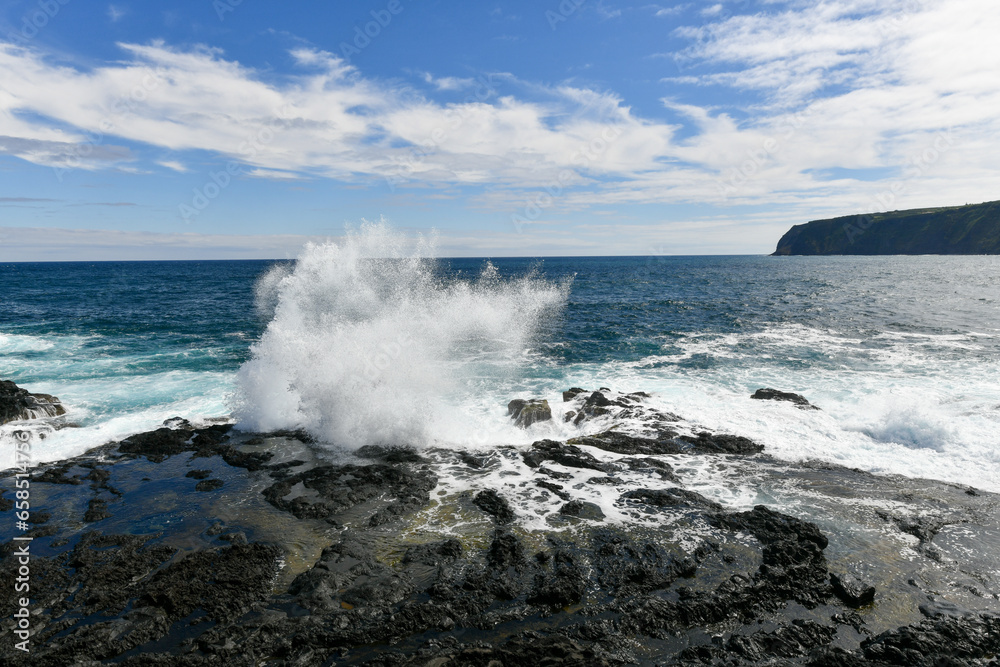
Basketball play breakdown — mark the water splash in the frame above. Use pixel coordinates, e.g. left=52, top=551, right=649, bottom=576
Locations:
left=233, top=222, right=570, bottom=449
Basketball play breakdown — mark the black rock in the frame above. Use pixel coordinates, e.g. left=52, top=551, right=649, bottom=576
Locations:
left=528, top=550, right=587, bottom=607
left=162, top=416, right=192, bottom=429
left=83, top=498, right=112, bottom=522
left=522, top=439, right=615, bottom=473
left=678, top=430, right=765, bottom=455
left=118, top=427, right=196, bottom=463
left=586, top=475, right=623, bottom=486
left=831, top=571, right=876, bottom=607
left=140, top=543, right=281, bottom=622
left=459, top=450, right=499, bottom=469
left=568, top=430, right=684, bottom=456
left=861, top=612, right=1000, bottom=666
left=559, top=500, right=605, bottom=521
left=751, top=387, right=820, bottom=410
left=262, top=462, right=436, bottom=526
left=474, top=489, right=517, bottom=524
left=0, top=378, right=66, bottom=425
left=508, top=398, right=553, bottom=427
left=402, top=539, right=463, bottom=566
left=562, top=387, right=587, bottom=401
left=620, top=456, right=679, bottom=482
left=893, top=514, right=948, bottom=543
left=536, top=480, right=571, bottom=500
left=621, top=487, right=724, bottom=512
left=218, top=531, right=248, bottom=545
left=195, top=479, right=224, bottom=492
left=355, top=444, right=425, bottom=463
left=185, top=469, right=211, bottom=480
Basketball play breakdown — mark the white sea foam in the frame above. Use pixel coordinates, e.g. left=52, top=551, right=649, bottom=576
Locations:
left=234, top=222, right=570, bottom=449
left=0, top=333, right=89, bottom=354
left=553, top=324, right=1000, bottom=493
left=0, top=370, right=234, bottom=470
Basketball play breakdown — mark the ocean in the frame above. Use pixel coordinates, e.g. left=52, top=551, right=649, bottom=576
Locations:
left=2, top=226, right=999, bottom=496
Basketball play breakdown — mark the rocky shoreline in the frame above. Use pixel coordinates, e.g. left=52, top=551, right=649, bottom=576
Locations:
left=2, top=382, right=999, bottom=665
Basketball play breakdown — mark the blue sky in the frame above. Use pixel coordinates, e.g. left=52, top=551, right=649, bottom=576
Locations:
left=1, top=0, right=997, bottom=259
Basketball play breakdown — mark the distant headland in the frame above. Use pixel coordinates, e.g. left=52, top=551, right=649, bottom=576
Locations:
left=772, top=200, right=1000, bottom=255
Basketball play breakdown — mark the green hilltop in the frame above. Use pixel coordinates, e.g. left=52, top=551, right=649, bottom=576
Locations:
left=772, top=200, right=1000, bottom=255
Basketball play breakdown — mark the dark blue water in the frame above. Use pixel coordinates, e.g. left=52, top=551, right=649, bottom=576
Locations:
left=2, top=254, right=999, bottom=490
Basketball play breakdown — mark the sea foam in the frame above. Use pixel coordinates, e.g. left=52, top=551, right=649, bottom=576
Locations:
left=234, top=223, right=569, bottom=449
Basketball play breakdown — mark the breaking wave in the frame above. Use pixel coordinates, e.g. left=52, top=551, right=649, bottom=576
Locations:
left=233, top=222, right=570, bottom=448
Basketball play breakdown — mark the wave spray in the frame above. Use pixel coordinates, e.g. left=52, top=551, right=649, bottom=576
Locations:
left=234, top=222, right=569, bottom=449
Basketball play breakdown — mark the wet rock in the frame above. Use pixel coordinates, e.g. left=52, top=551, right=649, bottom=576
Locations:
left=522, top=439, right=616, bottom=473
left=403, top=539, right=463, bottom=566
left=474, top=489, right=517, bottom=524
left=34, top=462, right=84, bottom=484
left=117, top=423, right=273, bottom=472
left=458, top=450, right=499, bottom=469
left=861, top=612, right=1000, bottom=666
left=536, top=480, right=571, bottom=500
left=919, top=598, right=975, bottom=619
left=894, top=514, right=949, bottom=543
left=568, top=430, right=684, bottom=456
left=621, top=487, right=724, bottom=512
left=538, top=466, right=574, bottom=480
left=140, top=543, right=281, bottom=621
left=195, top=478, right=224, bottom=492
left=381, top=633, right=611, bottom=667
left=508, top=398, right=553, bottom=428
left=28, top=510, right=51, bottom=524
left=831, top=571, right=876, bottom=607
left=589, top=528, right=698, bottom=596
left=84, top=498, right=112, bottom=522
left=0, top=378, right=66, bottom=424
left=586, top=475, right=623, bottom=486
left=289, top=534, right=403, bottom=611
left=118, top=427, right=195, bottom=463
left=219, top=531, right=248, bottom=545
left=678, top=430, right=764, bottom=455
left=24, top=532, right=174, bottom=620
left=683, top=618, right=837, bottom=663
left=355, top=444, right=425, bottom=463
left=161, top=416, right=192, bottom=429
left=5, top=413, right=1000, bottom=666
left=619, top=456, right=679, bottom=482
left=562, top=387, right=587, bottom=401
left=185, top=469, right=211, bottom=480
left=83, top=466, right=114, bottom=492
left=571, top=391, right=615, bottom=424
left=205, top=521, right=226, bottom=536
left=751, top=387, right=821, bottom=409
left=559, top=499, right=605, bottom=521
left=262, top=462, right=436, bottom=526
left=528, top=550, right=587, bottom=607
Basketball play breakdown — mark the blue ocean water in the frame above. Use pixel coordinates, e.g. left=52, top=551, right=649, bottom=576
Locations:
left=2, top=237, right=999, bottom=491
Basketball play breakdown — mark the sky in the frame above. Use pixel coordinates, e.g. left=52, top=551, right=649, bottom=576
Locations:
left=0, top=0, right=997, bottom=260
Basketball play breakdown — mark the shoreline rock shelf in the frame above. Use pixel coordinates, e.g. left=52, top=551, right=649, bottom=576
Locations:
left=0, top=378, right=66, bottom=425
left=2, top=388, right=1000, bottom=666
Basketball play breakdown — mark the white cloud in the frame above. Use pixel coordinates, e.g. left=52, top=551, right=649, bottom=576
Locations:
left=245, top=168, right=305, bottom=180
left=157, top=160, right=188, bottom=172
left=0, top=0, right=998, bottom=218
left=653, top=4, right=688, bottom=17
left=0, top=226, right=324, bottom=261
left=422, top=72, right=476, bottom=91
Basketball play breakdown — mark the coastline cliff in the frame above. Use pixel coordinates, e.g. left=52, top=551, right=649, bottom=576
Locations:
left=773, top=200, right=1000, bottom=255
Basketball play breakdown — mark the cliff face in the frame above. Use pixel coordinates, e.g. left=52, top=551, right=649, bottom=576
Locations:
left=772, top=200, right=1000, bottom=255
